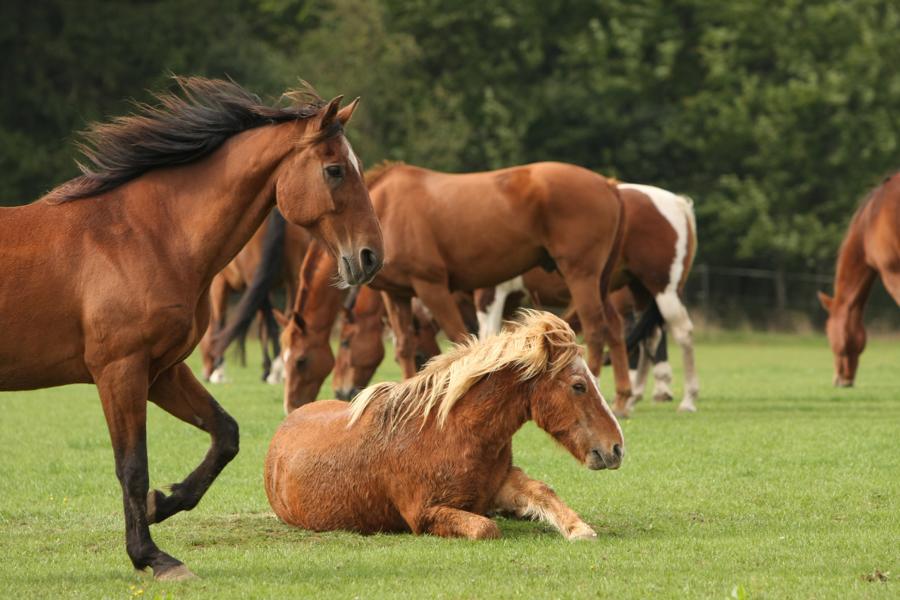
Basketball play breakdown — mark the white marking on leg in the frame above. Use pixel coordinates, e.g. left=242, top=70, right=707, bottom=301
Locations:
left=209, top=363, right=229, bottom=384
left=652, top=361, right=674, bottom=402
left=655, top=292, right=699, bottom=412
left=266, top=355, right=285, bottom=385
left=478, top=276, right=526, bottom=339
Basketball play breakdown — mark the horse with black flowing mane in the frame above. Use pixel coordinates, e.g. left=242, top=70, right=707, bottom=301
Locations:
left=0, top=77, right=382, bottom=579
left=265, top=311, right=623, bottom=540
left=819, top=174, right=900, bottom=386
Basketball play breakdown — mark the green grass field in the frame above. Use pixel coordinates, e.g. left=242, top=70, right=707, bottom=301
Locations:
left=0, top=332, right=897, bottom=599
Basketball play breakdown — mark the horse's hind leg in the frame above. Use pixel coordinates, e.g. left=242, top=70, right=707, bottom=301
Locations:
left=382, top=293, right=418, bottom=378
left=416, top=506, right=501, bottom=540
left=656, top=291, right=699, bottom=412
left=492, top=466, right=595, bottom=540
left=147, top=362, right=239, bottom=524
left=93, top=356, right=191, bottom=580
left=650, top=329, right=675, bottom=402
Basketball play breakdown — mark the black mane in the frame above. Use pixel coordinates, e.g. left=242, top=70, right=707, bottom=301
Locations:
left=48, top=77, right=329, bottom=202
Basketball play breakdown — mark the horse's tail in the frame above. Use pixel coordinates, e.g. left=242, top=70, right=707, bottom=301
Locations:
left=212, top=209, right=286, bottom=358
left=602, top=297, right=665, bottom=365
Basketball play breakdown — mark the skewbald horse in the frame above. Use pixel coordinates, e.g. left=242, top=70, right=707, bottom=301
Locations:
left=265, top=311, right=624, bottom=540
left=0, top=77, right=383, bottom=579
left=819, top=174, right=900, bottom=386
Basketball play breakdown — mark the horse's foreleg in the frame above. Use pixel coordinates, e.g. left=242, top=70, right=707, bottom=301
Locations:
left=94, top=356, right=191, bottom=580
left=147, top=362, right=239, bottom=523
left=650, top=328, right=674, bottom=402
left=564, top=275, right=631, bottom=414
left=492, top=466, right=595, bottom=540
left=416, top=506, right=501, bottom=540
left=411, top=278, right=470, bottom=344
left=656, top=292, right=699, bottom=412
left=382, top=293, right=417, bottom=378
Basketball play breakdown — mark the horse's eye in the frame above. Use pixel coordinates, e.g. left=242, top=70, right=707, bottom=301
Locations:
left=572, top=382, right=587, bottom=394
left=295, top=356, right=308, bottom=368
left=324, top=164, right=344, bottom=180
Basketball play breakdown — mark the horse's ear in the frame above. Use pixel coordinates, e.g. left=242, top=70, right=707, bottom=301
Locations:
left=817, top=291, right=833, bottom=313
left=337, top=97, right=360, bottom=127
left=273, top=309, right=289, bottom=328
left=318, top=95, right=344, bottom=131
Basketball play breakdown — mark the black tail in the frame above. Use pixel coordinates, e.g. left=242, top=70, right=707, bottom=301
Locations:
left=212, top=209, right=286, bottom=358
left=603, top=299, right=665, bottom=366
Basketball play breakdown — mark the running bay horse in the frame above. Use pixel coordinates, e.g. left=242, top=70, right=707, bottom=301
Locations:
left=364, top=161, right=633, bottom=410
left=265, top=311, right=624, bottom=539
left=819, top=174, right=900, bottom=386
left=474, top=184, right=699, bottom=414
left=199, top=212, right=310, bottom=383
left=0, top=77, right=382, bottom=579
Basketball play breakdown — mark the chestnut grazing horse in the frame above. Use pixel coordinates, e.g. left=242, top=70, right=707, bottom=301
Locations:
left=0, top=77, right=382, bottom=579
left=199, top=211, right=310, bottom=384
left=363, top=161, right=633, bottom=410
left=473, top=184, right=699, bottom=415
left=277, top=241, right=453, bottom=411
left=265, top=311, right=624, bottom=540
left=819, top=174, right=900, bottom=386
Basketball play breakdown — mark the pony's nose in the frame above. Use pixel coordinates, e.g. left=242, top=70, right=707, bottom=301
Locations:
left=359, top=247, right=382, bottom=281
left=612, top=443, right=624, bottom=461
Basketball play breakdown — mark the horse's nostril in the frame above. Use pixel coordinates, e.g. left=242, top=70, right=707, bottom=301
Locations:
left=612, top=444, right=623, bottom=459
left=359, top=247, right=381, bottom=277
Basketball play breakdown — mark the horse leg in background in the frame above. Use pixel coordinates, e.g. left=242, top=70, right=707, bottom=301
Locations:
left=476, top=286, right=506, bottom=339
left=204, top=274, right=230, bottom=383
left=650, top=329, right=674, bottom=402
left=93, top=356, right=190, bottom=580
left=627, top=326, right=656, bottom=408
left=147, top=363, right=239, bottom=526
left=411, top=278, right=470, bottom=344
left=415, top=506, right=501, bottom=540
left=261, top=300, right=285, bottom=385
left=492, top=466, right=596, bottom=541
left=656, top=291, right=699, bottom=412
left=382, top=293, right=418, bottom=378
left=563, top=275, right=631, bottom=415
left=257, top=309, right=273, bottom=382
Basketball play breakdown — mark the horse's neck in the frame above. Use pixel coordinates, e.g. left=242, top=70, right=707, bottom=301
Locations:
left=158, top=123, right=301, bottom=284
left=454, top=374, right=532, bottom=441
left=834, top=216, right=877, bottom=314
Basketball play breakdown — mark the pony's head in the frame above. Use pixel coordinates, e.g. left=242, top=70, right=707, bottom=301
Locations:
left=274, top=95, right=383, bottom=286
left=332, top=297, right=385, bottom=401
left=348, top=310, right=624, bottom=469
left=276, top=309, right=335, bottom=413
left=818, top=291, right=865, bottom=387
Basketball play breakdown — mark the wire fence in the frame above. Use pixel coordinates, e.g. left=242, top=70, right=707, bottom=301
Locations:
left=683, top=264, right=900, bottom=331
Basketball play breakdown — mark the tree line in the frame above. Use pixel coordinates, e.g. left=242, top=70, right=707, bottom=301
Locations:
left=3, top=0, right=900, bottom=276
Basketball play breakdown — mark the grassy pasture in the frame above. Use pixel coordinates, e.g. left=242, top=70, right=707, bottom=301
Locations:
left=0, top=332, right=897, bottom=599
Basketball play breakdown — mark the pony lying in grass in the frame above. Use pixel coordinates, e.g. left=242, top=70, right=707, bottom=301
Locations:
left=264, top=311, right=624, bottom=540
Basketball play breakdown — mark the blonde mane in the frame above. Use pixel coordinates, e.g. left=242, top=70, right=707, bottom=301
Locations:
left=348, top=310, right=581, bottom=433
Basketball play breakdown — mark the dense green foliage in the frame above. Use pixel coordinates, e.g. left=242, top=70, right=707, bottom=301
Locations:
left=3, top=0, right=900, bottom=273
left=0, top=335, right=897, bottom=597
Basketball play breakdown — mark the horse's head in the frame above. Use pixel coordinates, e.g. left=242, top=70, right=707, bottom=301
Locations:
left=818, top=291, right=865, bottom=387
left=527, top=319, right=624, bottom=470
left=275, top=96, right=383, bottom=286
left=333, top=288, right=387, bottom=400
left=277, top=310, right=335, bottom=413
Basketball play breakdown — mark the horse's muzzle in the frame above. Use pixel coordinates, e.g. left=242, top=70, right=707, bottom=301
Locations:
left=340, top=248, right=383, bottom=286
left=587, top=444, right=624, bottom=470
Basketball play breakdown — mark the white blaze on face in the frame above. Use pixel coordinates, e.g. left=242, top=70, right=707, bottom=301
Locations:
left=343, top=137, right=361, bottom=175
left=618, top=183, right=691, bottom=295
left=282, top=348, right=292, bottom=364
left=577, top=357, right=624, bottom=439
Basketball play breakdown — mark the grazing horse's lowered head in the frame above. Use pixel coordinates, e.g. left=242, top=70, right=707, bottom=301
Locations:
left=818, top=291, right=865, bottom=387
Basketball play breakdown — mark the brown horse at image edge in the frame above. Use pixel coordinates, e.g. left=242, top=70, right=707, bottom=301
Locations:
left=265, top=311, right=623, bottom=539
left=0, top=78, right=383, bottom=579
left=819, top=173, right=900, bottom=386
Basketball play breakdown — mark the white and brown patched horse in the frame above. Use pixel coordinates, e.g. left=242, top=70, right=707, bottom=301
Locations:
left=265, top=311, right=624, bottom=540
left=475, top=183, right=699, bottom=415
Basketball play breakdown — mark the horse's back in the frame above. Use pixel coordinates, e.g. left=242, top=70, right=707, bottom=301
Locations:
left=264, top=400, right=403, bottom=533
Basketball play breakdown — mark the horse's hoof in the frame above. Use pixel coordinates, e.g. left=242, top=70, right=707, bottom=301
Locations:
left=653, top=391, right=674, bottom=403
left=567, top=525, right=597, bottom=541
left=677, top=402, right=697, bottom=413
left=155, top=564, right=197, bottom=581
left=613, top=408, right=631, bottom=419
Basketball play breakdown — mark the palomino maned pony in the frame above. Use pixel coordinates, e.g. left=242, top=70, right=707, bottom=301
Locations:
left=265, top=311, right=624, bottom=539
left=363, top=161, right=633, bottom=410
left=473, top=184, right=699, bottom=415
left=819, top=174, right=900, bottom=386
left=199, top=211, right=310, bottom=384
left=0, top=78, right=382, bottom=579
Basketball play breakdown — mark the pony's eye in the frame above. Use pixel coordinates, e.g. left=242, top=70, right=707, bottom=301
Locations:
left=572, top=382, right=587, bottom=394
left=324, top=164, right=344, bottom=180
